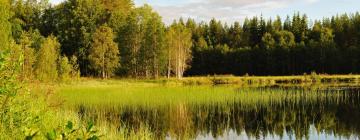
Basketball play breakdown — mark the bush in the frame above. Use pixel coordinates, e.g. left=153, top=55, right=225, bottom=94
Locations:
left=69, top=55, right=80, bottom=80
left=0, top=44, right=100, bottom=139
left=35, top=36, right=60, bottom=82
left=58, top=56, right=72, bottom=82
left=310, top=71, right=321, bottom=82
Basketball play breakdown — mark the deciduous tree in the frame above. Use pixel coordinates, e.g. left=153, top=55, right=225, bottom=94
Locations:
left=88, top=25, right=119, bottom=79
left=35, top=35, right=60, bottom=82
left=166, top=22, right=193, bottom=79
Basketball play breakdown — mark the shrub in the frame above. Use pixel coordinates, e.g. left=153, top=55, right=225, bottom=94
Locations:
left=58, top=56, right=72, bottom=82
left=0, top=42, right=100, bottom=140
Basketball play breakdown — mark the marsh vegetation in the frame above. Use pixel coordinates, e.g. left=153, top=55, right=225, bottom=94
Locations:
left=52, top=79, right=360, bottom=139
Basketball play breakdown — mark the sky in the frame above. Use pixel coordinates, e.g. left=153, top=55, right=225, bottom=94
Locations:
left=50, top=0, right=360, bottom=24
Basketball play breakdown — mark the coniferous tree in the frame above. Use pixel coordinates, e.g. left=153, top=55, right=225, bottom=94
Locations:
left=273, top=16, right=282, bottom=31
left=4, top=0, right=360, bottom=77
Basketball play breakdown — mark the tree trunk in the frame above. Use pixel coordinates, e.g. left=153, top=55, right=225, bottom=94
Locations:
left=167, top=34, right=173, bottom=79
left=167, top=50, right=171, bottom=79
left=102, top=49, right=105, bottom=79
left=153, top=34, right=158, bottom=79
left=22, top=46, right=26, bottom=80
left=177, top=35, right=182, bottom=79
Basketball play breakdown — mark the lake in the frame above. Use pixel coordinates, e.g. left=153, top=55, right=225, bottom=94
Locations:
left=59, top=83, right=360, bottom=139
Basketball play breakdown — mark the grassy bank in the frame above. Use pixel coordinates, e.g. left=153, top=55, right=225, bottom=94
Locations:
left=85, top=74, right=360, bottom=86
left=63, top=74, right=360, bottom=87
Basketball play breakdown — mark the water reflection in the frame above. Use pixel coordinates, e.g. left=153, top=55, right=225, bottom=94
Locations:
left=76, top=87, right=360, bottom=139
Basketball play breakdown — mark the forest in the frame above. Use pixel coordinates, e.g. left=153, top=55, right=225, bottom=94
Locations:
left=4, top=0, right=360, bottom=80
left=2, top=0, right=360, bottom=139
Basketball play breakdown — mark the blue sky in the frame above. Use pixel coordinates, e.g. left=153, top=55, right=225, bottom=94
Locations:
left=50, top=0, right=360, bottom=24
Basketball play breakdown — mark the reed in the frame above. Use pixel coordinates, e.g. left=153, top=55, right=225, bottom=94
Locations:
left=50, top=78, right=358, bottom=139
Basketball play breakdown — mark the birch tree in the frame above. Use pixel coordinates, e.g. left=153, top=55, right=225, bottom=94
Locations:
left=166, top=22, right=192, bottom=79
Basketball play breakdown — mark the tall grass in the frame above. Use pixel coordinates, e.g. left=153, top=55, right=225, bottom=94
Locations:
left=57, top=80, right=348, bottom=109
left=168, top=74, right=360, bottom=85
left=50, top=79, right=359, bottom=139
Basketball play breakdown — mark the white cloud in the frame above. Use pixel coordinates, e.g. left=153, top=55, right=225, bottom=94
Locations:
left=305, top=0, right=320, bottom=4
left=138, top=0, right=316, bottom=24
left=49, top=0, right=321, bottom=24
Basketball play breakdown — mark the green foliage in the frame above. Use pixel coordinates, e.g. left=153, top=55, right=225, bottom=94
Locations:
left=58, top=56, right=72, bottom=82
left=320, top=27, right=335, bottom=46
left=115, top=8, right=142, bottom=77
left=19, top=31, right=36, bottom=80
left=116, top=5, right=166, bottom=78
left=105, top=0, right=133, bottom=30
left=274, top=30, right=296, bottom=48
left=70, top=55, right=81, bottom=80
left=166, top=21, right=193, bottom=79
left=0, top=0, right=11, bottom=49
left=89, top=25, right=119, bottom=78
left=43, top=0, right=106, bottom=75
left=10, top=0, right=49, bottom=43
left=139, top=5, right=166, bottom=78
left=46, top=121, right=101, bottom=140
left=5, top=0, right=360, bottom=77
left=17, top=31, right=80, bottom=82
left=0, top=48, right=20, bottom=100
left=1, top=49, right=99, bottom=138
left=0, top=1, right=102, bottom=139
left=35, top=35, right=60, bottom=82
left=0, top=35, right=44, bottom=140
left=261, top=32, right=275, bottom=48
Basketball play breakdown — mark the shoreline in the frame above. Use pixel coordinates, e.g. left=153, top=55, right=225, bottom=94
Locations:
left=62, top=74, right=360, bottom=86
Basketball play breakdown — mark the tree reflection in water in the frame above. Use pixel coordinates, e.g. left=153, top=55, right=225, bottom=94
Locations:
left=75, top=87, right=360, bottom=139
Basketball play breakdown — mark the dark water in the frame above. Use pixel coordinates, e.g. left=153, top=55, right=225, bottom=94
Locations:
left=77, top=87, right=360, bottom=140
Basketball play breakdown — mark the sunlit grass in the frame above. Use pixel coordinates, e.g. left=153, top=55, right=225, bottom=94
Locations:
left=50, top=78, right=358, bottom=139
left=56, top=78, right=349, bottom=111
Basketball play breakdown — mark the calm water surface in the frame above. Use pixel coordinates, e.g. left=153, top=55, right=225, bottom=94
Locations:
left=74, top=86, right=360, bottom=140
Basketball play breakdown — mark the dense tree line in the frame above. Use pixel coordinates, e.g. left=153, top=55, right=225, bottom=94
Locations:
left=5, top=0, right=360, bottom=79
left=186, top=13, right=360, bottom=75
left=187, top=14, right=360, bottom=76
